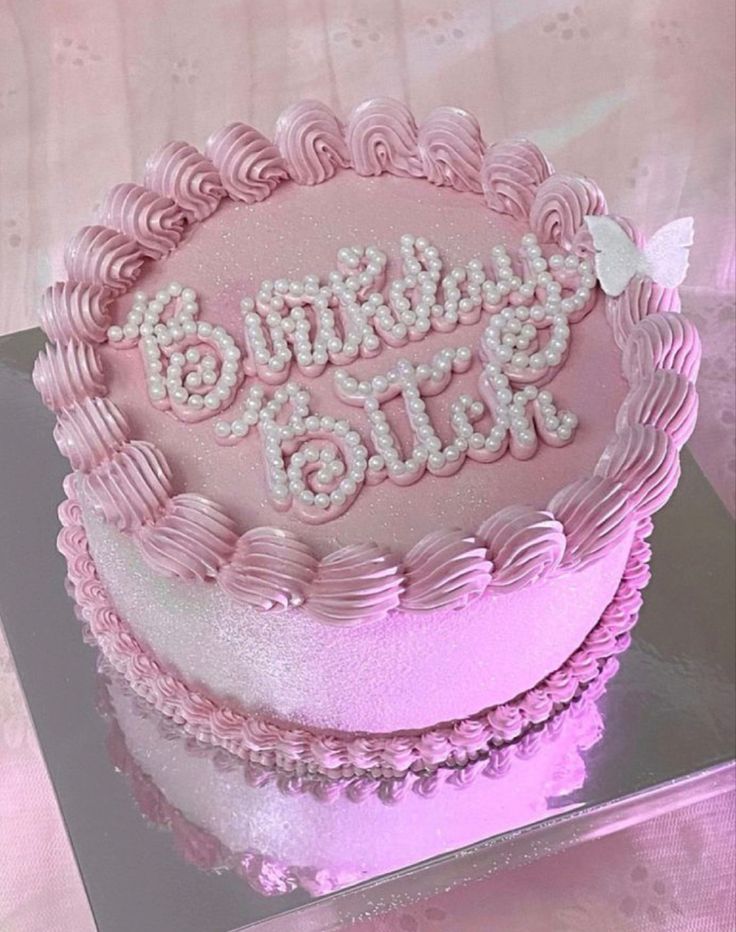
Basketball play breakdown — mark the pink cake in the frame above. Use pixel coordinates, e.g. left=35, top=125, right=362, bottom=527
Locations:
left=36, top=99, right=700, bottom=777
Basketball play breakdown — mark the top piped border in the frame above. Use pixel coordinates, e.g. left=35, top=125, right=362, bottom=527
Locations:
left=33, top=98, right=701, bottom=627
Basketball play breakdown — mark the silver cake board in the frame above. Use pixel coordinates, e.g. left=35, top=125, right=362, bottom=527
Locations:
left=0, top=327, right=734, bottom=932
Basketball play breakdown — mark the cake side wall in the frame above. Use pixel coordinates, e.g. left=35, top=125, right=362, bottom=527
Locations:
left=83, top=493, right=634, bottom=734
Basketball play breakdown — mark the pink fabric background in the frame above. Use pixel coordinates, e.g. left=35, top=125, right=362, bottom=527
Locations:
left=0, top=1, right=733, bottom=930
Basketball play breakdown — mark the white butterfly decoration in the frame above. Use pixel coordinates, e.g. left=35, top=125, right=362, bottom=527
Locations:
left=584, top=215, right=694, bottom=297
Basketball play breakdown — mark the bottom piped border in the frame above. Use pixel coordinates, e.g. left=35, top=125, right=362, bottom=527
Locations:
left=98, top=657, right=617, bottom=898
left=58, top=481, right=652, bottom=777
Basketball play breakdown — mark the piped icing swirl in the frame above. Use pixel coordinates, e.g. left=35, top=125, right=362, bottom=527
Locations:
left=549, top=476, right=634, bottom=571
left=144, top=141, right=225, bottom=222
left=345, top=97, right=423, bottom=178
left=402, top=530, right=491, bottom=612
left=99, top=183, right=187, bottom=260
left=137, top=494, right=238, bottom=581
left=205, top=122, right=288, bottom=204
left=54, top=397, right=130, bottom=472
left=83, top=441, right=173, bottom=531
left=219, top=528, right=317, bottom=610
left=606, top=276, right=681, bottom=351
left=595, top=425, right=680, bottom=518
left=308, top=544, right=403, bottom=626
left=530, top=172, right=608, bottom=250
left=64, top=226, right=145, bottom=295
left=480, top=138, right=553, bottom=220
left=39, top=281, right=113, bottom=345
left=479, top=505, right=565, bottom=591
left=33, top=340, right=105, bottom=412
left=617, top=370, right=698, bottom=449
left=623, top=312, right=701, bottom=385
left=417, top=106, right=485, bottom=194
left=274, top=100, right=350, bottom=186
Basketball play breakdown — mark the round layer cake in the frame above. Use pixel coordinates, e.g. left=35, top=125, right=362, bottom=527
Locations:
left=36, top=99, right=701, bottom=775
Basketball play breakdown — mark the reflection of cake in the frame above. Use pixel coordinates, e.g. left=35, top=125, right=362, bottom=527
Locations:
left=38, top=99, right=699, bottom=775
left=100, top=654, right=618, bottom=898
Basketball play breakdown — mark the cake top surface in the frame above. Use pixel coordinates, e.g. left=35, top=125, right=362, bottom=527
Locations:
left=34, top=98, right=699, bottom=625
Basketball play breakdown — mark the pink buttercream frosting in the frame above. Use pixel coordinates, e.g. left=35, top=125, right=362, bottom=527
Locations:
left=205, top=122, right=288, bottom=204
left=529, top=172, right=608, bottom=250
left=606, top=275, right=681, bottom=351
left=308, top=544, right=403, bottom=626
left=345, top=97, right=423, bottom=178
left=99, top=183, right=187, bottom=260
left=219, top=527, right=318, bottom=610
left=480, top=138, right=552, bottom=220
left=595, top=425, right=680, bottom=518
left=417, top=106, right=485, bottom=194
left=144, top=141, right=225, bottom=222
left=616, top=370, right=699, bottom=449
left=136, top=494, right=238, bottom=581
left=274, top=100, right=350, bottom=186
left=549, top=476, right=634, bottom=571
left=64, top=225, right=145, bottom=295
left=623, top=312, right=702, bottom=384
left=34, top=99, right=699, bottom=631
left=32, top=339, right=106, bottom=412
left=53, top=397, right=130, bottom=472
left=39, top=281, right=113, bottom=345
left=402, top=530, right=492, bottom=612
left=82, top=441, right=173, bottom=532
left=478, top=505, right=565, bottom=591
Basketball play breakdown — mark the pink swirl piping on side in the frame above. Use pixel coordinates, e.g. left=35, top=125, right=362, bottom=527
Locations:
left=99, top=183, right=187, bottom=260
left=205, top=123, right=288, bottom=204
left=480, top=138, right=553, bottom=220
left=144, top=141, right=225, bottom=222
left=53, top=397, right=130, bottom=472
left=307, top=544, right=403, bottom=626
left=548, top=476, right=635, bottom=572
left=529, top=172, right=608, bottom=251
left=417, top=106, right=486, bottom=194
left=595, top=425, right=680, bottom=518
left=274, top=100, right=350, bottom=186
left=219, top=527, right=318, bottom=610
left=63, top=479, right=645, bottom=776
left=623, top=313, right=702, bottom=385
left=64, top=225, right=145, bottom=295
left=606, top=275, right=681, bottom=351
left=136, top=494, right=238, bottom=582
left=82, top=440, right=173, bottom=532
left=616, top=370, right=699, bottom=449
left=39, top=281, right=113, bottom=345
left=32, top=339, right=106, bottom=412
left=345, top=97, right=423, bottom=178
left=478, top=505, right=565, bottom=592
left=402, top=530, right=492, bottom=612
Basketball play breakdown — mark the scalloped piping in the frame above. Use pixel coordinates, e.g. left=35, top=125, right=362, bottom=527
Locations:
left=60, top=483, right=650, bottom=777
left=35, top=99, right=700, bottom=628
